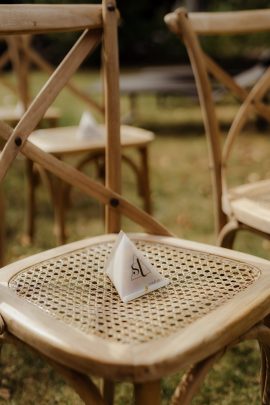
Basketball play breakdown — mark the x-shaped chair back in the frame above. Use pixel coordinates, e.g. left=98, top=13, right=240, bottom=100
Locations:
left=166, top=9, right=270, bottom=247
left=5, top=33, right=104, bottom=115
left=0, top=2, right=168, bottom=238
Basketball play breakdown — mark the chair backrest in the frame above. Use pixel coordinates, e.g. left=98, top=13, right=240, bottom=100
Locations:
left=5, top=35, right=31, bottom=109
left=4, top=33, right=104, bottom=116
left=165, top=9, right=270, bottom=235
left=0, top=2, right=170, bottom=237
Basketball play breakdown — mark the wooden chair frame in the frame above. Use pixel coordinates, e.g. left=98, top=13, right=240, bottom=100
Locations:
left=0, top=5, right=169, bottom=401
left=1, top=4, right=270, bottom=404
left=0, top=3, right=164, bottom=237
left=0, top=35, right=60, bottom=125
left=4, top=32, right=153, bottom=245
left=165, top=8, right=270, bottom=248
left=6, top=33, right=103, bottom=115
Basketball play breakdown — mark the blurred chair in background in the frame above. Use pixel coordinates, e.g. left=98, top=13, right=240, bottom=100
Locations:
left=0, top=35, right=60, bottom=125
left=165, top=8, right=270, bottom=248
left=0, top=35, right=61, bottom=266
left=1, top=33, right=154, bottom=246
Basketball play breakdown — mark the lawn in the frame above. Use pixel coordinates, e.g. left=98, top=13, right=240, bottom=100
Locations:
left=0, top=70, right=269, bottom=403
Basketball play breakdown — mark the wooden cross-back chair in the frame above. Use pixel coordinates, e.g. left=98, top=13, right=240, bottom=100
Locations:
left=1, top=3, right=270, bottom=404
left=5, top=32, right=154, bottom=246
left=165, top=9, right=270, bottom=250
left=0, top=35, right=60, bottom=125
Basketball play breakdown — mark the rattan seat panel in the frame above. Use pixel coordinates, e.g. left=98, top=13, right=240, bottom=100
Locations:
left=8, top=240, right=260, bottom=344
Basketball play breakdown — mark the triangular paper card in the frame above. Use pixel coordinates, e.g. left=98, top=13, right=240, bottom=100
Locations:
left=15, top=101, right=25, bottom=115
left=105, top=231, right=169, bottom=303
left=76, top=111, right=104, bottom=140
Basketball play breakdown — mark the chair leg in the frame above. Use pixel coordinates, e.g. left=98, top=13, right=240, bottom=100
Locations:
left=0, top=186, right=5, bottom=267
left=129, top=93, right=138, bottom=122
left=122, top=149, right=152, bottom=214
left=138, top=146, right=152, bottom=214
left=260, top=317, right=270, bottom=405
left=51, top=361, right=106, bottom=405
left=2, top=331, right=106, bottom=405
left=25, top=159, right=37, bottom=244
left=44, top=171, right=67, bottom=245
left=134, top=380, right=160, bottom=405
left=260, top=344, right=270, bottom=404
left=101, top=379, right=114, bottom=405
left=171, top=351, right=223, bottom=405
left=217, top=219, right=239, bottom=249
left=52, top=177, right=67, bottom=245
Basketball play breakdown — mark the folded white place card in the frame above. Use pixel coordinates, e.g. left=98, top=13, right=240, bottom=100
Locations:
left=76, top=111, right=104, bottom=140
left=15, top=101, right=25, bottom=115
left=105, top=231, right=169, bottom=303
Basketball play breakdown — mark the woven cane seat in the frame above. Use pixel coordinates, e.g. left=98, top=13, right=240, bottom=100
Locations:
left=0, top=234, right=269, bottom=382
left=7, top=236, right=261, bottom=345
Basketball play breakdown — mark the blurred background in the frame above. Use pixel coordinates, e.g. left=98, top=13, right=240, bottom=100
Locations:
left=2, top=0, right=270, bottom=67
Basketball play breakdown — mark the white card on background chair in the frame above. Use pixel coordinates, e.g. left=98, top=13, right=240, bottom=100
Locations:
left=105, top=231, right=169, bottom=303
left=76, top=111, right=104, bottom=140
left=15, top=101, right=25, bottom=115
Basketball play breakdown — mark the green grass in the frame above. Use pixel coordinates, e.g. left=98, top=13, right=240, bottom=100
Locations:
left=1, top=70, right=270, bottom=403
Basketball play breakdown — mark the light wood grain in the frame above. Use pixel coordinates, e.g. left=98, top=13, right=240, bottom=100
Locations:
left=102, top=0, right=121, bottom=233
left=167, top=9, right=270, bottom=35
left=0, top=5, right=103, bottom=35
